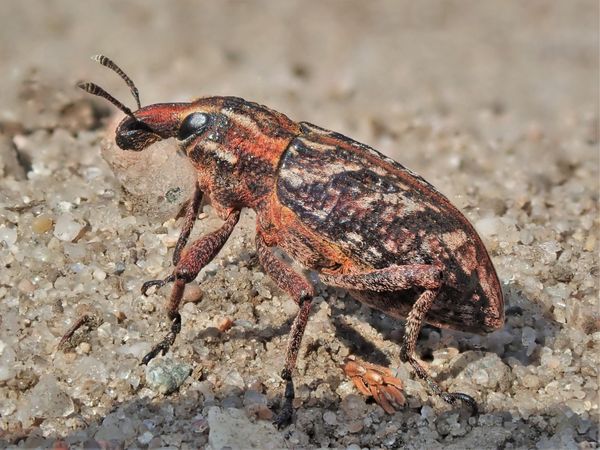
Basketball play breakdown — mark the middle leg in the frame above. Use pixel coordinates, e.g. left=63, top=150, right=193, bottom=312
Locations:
left=256, top=234, right=314, bottom=428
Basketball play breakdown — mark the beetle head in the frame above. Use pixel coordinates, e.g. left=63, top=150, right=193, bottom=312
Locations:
left=78, top=55, right=194, bottom=151
left=113, top=102, right=195, bottom=151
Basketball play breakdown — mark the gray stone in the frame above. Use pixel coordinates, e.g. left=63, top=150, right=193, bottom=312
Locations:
left=16, top=375, right=74, bottom=425
left=145, top=358, right=192, bottom=395
left=207, top=407, right=286, bottom=450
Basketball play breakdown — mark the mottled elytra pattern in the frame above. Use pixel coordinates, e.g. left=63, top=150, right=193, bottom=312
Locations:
left=76, top=56, right=504, bottom=426
left=277, top=122, right=503, bottom=332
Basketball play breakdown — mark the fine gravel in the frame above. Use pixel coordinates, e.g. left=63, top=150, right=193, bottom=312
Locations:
left=0, top=1, right=598, bottom=449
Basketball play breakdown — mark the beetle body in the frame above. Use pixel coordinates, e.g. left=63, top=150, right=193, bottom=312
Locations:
left=77, top=57, right=504, bottom=426
left=124, top=96, right=503, bottom=333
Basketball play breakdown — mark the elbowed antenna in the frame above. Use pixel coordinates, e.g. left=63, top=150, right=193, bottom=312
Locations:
left=91, top=55, right=141, bottom=109
left=78, top=55, right=157, bottom=130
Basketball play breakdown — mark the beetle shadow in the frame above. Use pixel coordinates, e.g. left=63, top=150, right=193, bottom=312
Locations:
left=191, top=320, right=292, bottom=344
left=328, top=297, right=394, bottom=367
left=325, top=281, right=565, bottom=380
left=190, top=276, right=565, bottom=380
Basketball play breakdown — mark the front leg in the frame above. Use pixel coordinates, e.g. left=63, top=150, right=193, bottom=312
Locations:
left=141, top=210, right=240, bottom=365
left=256, top=234, right=314, bottom=428
left=140, top=184, right=203, bottom=295
left=173, top=182, right=203, bottom=266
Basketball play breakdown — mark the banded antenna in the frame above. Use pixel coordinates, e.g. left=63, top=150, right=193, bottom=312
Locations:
left=77, top=55, right=149, bottom=128
left=77, top=81, right=136, bottom=118
left=91, top=55, right=141, bottom=109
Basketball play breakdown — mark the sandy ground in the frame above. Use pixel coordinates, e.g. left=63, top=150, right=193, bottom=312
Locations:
left=0, top=1, right=598, bottom=449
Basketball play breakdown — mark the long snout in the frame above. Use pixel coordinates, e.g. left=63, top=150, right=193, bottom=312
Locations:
left=115, top=103, right=192, bottom=151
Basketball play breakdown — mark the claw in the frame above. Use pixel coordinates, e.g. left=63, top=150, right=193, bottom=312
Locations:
left=141, top=312, right=181, bottom=365
left=272, top=405, right=293, bottom=429
left=350, top=376, right=371, bottom=396
left=342, top=356, right=405, bottom=414
left=442, top=391, right=478, bottom=415
left=141, top=274, right=175, bottom=296
left=363, top=367, right=384, bottom=386
left=343, top=359, right=367, bottom=378
left=382, top=384, right=406, bottom=407
left=381, top=375, right=404, bottom=389
left=369, top=383, right=396, bottom=414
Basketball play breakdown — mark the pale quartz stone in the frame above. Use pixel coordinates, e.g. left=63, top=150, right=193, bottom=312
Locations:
left=0, top=224, right=17, bottom=247
left=17, top=375, right=74, bottom=424
left=53, top=213, right=84, bottom=242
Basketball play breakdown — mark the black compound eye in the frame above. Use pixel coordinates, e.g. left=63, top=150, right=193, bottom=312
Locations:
left=178, top=112, right=209, bottom=141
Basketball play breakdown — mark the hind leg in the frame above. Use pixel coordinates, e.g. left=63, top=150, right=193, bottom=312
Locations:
left=400, top=288, right=477, bottom=413
left=323, top=265, right=477, bottom=414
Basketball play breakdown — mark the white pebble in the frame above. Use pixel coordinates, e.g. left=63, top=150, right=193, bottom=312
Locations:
left=475, top=217, right=501, bottom=237
left=138, top=431, right=154, bottom=445
left=538, top=240, right=562, bottom=263
left=93, top=269, right=107, bottom=281
left=472, top=368, right=490, bottom=386
left=0, top=225, right=17, bottom=247
left=53, top=213, right=84, bottom=242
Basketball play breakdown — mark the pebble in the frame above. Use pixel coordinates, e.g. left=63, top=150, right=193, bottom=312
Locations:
left=541, top=348, right=562, bottom=370
left=18, top=375, right=74, bottom=424
left=31, top=214, right=53, bottom=233
left=53, top=213, right=84, bottom=242
left=522, top=374, right=540, bottom=389
left=17, top=278, right=35, bottom=294
left=145, top=359, right=192, bottom=395
left=454, top=353, right=511, bottom=390
left=475, top=217, right=501, bottom=237
left=207, top=407, right=286, bottom=449
left=217, top=317, right=234, bottom=332
left=192, top=414, right=209, bottom=433
left=521, top=326, right=537, bottom=356
left=222, top=369, right=245, bottom=390
left=93, top=268, right=107, bottom=281
left=0, top=224, right=17, bottom=247
left=183, top=283, right=204, bottom=303
left=138, top=431, right=154, bottom=445
left=340, top=394, right=367, bottom=419
left=243, top=389, right=268, bottom=410
left=77, top=342, right=92, bottom=354
left=100, top=126, right=197, bottom=220
left=420, top=405, right=435, bottom=422
left=347, top=420, right=363, bottom=433
left=323, top=410, right=338, bottom=425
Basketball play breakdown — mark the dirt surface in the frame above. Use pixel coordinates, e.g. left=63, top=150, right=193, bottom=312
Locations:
left=0, top=1, right=598, bottom=449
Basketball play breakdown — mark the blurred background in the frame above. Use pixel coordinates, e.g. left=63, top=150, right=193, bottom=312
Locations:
left=1, top=0, right=597, bottom=144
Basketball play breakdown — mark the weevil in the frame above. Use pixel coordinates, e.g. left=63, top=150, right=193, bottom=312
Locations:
left=74, top=55, right=504, bottom=426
